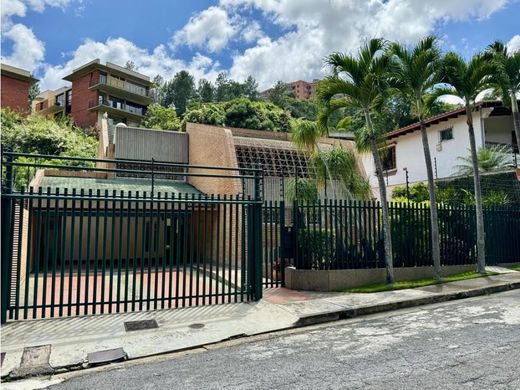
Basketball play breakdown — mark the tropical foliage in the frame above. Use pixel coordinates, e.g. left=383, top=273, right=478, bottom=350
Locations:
left=454, top=145, right=513, bottom=175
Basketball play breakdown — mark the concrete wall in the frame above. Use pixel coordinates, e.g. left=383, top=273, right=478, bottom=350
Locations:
left=361, top=110, right=488, bottom=200
left=285, top=264, right=478, bottom=291
left=1, top=74, right=30, bottom=115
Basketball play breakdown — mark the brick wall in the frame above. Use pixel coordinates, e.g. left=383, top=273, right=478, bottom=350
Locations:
left=70, top=70, right=99, bottom=128
left=1, top=75, right=30, bottom=114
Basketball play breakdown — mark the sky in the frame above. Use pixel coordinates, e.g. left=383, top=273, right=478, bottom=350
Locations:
left=1, top=0, right=519, bottom=91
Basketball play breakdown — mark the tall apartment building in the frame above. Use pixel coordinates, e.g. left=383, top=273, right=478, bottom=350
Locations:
left=63, top=59, right=154, bottom=128
left=0, top=63, right=38, bottom=115
left=287, top=79, right=318, bottom=100
left=34, top=59, right=154, bottom=128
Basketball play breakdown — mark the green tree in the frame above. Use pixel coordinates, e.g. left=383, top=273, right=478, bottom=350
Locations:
left=390, top=36, right=442, bottom=280
left=215, top=73, right=233, bottom=102
left=151, top=75, right=164, bottom=104
left=267, top=81, right=292, bottom=108
left=161, top=71, right=195, bottom=115
left=28, top=82, right=40, bottom=113
left=242, top=76, right=259, bottom=100
left=310, top=147, right=371, bottom=200
left=437, top=52, right=495, bottom=273
left=317, top=39, right=395, bottom=284
left=454, top=145, right=513, bottom=175
left=141, top=103, right=181, bottom=130
left=197, top=79, right=214, bottom=103
left=124, top=60, right=136, bottom=71
left=486, top=40, right=520, bottom=151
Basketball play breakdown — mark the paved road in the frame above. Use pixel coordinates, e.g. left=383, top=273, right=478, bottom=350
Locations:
left=47, top=290, right=520, bottom=390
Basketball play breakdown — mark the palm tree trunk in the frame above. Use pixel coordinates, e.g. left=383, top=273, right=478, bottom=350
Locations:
left=419, top=119, right=442, bottom=280
left=365, top=111, right=394, bottom=284
left=510, top=92, right=520, bottom=159
left=465, top=105, right=486, bottom=273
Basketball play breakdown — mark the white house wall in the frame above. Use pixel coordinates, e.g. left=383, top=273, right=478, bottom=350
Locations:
left=361, top=110, right=486, bottom=200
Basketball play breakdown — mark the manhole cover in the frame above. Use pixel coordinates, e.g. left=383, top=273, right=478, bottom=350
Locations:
left=189, top=323, right=205, bottom=329
left=87, top=348, right=127, bottom=365
left=124, top=319, right=159, bottom=332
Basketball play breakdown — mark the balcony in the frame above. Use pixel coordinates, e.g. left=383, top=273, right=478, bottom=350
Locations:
left=34, top=100, right=66, bottom=115
left=88, top=98, right=146, bottom=119
left=89, top=76, right=153, bottom=103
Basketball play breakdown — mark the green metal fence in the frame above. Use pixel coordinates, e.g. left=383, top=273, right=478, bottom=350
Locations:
left=261, top=200, right=520, bottom=281
left=1, top=152, right=263, bottom=323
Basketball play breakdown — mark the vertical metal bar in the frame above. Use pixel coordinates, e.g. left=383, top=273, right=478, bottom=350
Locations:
left=57, top=189, right=68, bottom=317
left=132, top=191, right=141, bottom=312
left=227, top=195, right=234, bottom=304
left=234, top=195, right=239, bottom=302
left=215, top=195, right=221, bottom=304
left=92, top=189, right=101, bottom=315
left=108, top=190, right=117, bottom=313
left=195, top=194, right=202, bottom=306
left=100, top=189, right=109, bottom=314
left=13, top=190, right=25, bottom=320
left=31, top=188, right=43, bottom=319
left=160, top=193, right=168, bottom=309
left=167, top=194, right=175, bottom=309
left=201, top=195, right=208, bottom=305
left=116, top=190, right=124, bottom=313
left=181, top=193, right=189, bottom=308
left=1, top=151, right=13, bottom=323
left=49, top=188, right=60, bottom=318
left=23, top=188, right=34, bottom=320
left=124, top=191, right=132, bottom=313
left=75, top=189, right=85, bottom=317
left=174, top=194, right=182, bottom=308
left=66, top=189, right=76, bottom=317
left=188, top=194, right=196, bottom=306
left=221, top=195, right=228, bottom=304
left=208, top=195, right=215, bottom=305
left=241, top=198, right=247, bottom=299
left=153, top=193, right=161, bottom=310
left=41, top=187, right=52, bottom=319
left=83, top=190, right=93, bottom=315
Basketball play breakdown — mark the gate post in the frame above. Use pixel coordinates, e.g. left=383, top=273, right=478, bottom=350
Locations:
left=1, top=150, right=14, bottom=324
left=252, top=166, right=263, bottom=301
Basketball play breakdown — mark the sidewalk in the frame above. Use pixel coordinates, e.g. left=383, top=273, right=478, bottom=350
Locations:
left=2, top=271, right=520, bottom=380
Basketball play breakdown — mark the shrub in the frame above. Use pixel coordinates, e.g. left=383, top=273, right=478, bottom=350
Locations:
left=391, top=182, right=429, bottom=202
left=297, top=229, right=335, bottom=270
left=285, top=178, right=319, bottom=203
left=141, top=103, right=181, bottom=130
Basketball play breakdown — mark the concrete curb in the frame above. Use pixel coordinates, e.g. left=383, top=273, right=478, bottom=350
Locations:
left=295, top=281, right=520, bottom=326
left=3, top=281, right=520, bottom=382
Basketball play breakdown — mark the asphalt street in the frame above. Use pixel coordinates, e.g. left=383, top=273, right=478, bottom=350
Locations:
left=38, top=290, right=520, bottom=389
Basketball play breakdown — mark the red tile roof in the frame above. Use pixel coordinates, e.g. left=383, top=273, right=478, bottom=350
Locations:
left=385, top=100, right=503, bottom=140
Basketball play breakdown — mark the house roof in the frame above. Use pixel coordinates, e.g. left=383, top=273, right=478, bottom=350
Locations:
left=1, top=63, right=38, bottom=84
left=39, top=176, right=202, bottom=196
left=385, top=100, right=504, bottom=140
left=63, top=59, right=151, bottom=85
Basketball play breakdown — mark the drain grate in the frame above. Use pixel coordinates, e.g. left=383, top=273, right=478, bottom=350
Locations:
left=124, top=319, right=159, bottom=332
left=189, top=323, right=205, bottom=329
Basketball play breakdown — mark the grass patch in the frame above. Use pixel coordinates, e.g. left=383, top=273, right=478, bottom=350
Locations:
left=511, top=265, right=520, bottom=272
left=344, top=271, right=497, bottom=293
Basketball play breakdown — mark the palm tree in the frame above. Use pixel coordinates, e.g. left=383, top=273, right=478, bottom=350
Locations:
left=455, top=144, right=513, bottom=175
left=437, top=52, right=494, bottom=273
left=485, top=41, right=520, bottom=153
left=317, top=38, right=395, bottom=284
left=389, top=36, right=443, bottom=280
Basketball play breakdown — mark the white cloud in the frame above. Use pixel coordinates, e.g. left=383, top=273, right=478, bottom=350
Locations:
left=1, top=23, right=44, bottom=70
left=1, top=0, right=81, bottom=72
left=39, top=37, right=222, bottom=90
left=222, top=0, right=510, bottom=89
left=242, top=20, right=264, bottom=43
left=507, top=34, right=520, bottom=53
left=172, top=6, right=238, bottom=53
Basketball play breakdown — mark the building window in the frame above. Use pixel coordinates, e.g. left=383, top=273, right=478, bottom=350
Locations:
left=380, top=145, right=397, bottom=172
left=440, top=128, right=453, bottom=142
